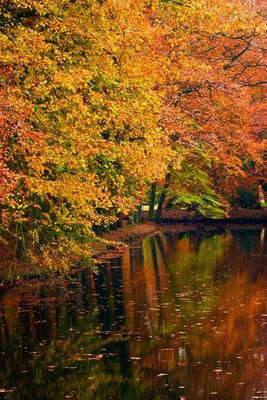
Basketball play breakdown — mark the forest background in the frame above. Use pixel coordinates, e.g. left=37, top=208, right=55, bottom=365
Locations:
left=0, top=0, right=266, bottom=273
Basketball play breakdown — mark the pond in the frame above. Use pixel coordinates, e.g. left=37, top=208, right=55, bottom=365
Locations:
left=0, top=228, right=267, bottom=400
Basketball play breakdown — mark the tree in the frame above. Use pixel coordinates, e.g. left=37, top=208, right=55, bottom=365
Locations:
left=0, top=0, right=168, bottom=270
left=150, top=0, right=266, bottom=218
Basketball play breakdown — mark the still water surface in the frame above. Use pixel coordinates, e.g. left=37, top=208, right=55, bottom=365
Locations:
left=0, top=229, right=267, bottom=399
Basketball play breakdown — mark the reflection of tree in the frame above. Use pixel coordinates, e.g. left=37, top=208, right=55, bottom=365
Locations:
left=0, top=306, right=9, bottom=344
left=0, top=271, right=151, bottom=400
left=0, top=230, right=267, bottom=399
left=122, top=230, right=267, bottom=399
left=123, top=232, right=230, bottom=337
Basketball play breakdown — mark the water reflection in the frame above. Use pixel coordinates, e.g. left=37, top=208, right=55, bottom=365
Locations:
left=0, top=229, right=267, bottom=399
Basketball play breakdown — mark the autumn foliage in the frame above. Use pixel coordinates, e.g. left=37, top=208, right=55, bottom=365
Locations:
left=0, top=0, right=266, bottom=271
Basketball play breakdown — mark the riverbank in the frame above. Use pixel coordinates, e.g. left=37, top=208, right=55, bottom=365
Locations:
left=100, top=208, right=267, bottom=260
left=159, top=207, right=267, bottom=223
left=0, top=208, right=266, bottom=286
left=101, top=207, right=267, bottom=243
left=102, top=218, right=267, bottom=246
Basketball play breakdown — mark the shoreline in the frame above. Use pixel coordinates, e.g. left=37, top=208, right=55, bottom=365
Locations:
left=101, top=219, right=267, bottom=244
left=0, top=209, right=266, bottom=290
left=101, top=207, right=267, bottom=245
left=159, top=207, right=267, bottom=223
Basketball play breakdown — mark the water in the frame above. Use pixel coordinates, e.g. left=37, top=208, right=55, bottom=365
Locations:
left=0, top=228, right=267, bottom=400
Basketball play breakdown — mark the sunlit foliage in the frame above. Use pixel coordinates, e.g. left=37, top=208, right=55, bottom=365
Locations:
left=0, top=0, right=266, bottom=270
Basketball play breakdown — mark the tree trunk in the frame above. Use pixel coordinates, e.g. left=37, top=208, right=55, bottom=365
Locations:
left=117, top=212, right=123, bottom=228
left=134, top=205, right=142, bottom=224
left=155, top=187, right=166, bottom=223
left=128, top=215, right=135, bottom=225
left=155, top=174, right=170, bottom=222
left=148, top=182, right=156, bottom=221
